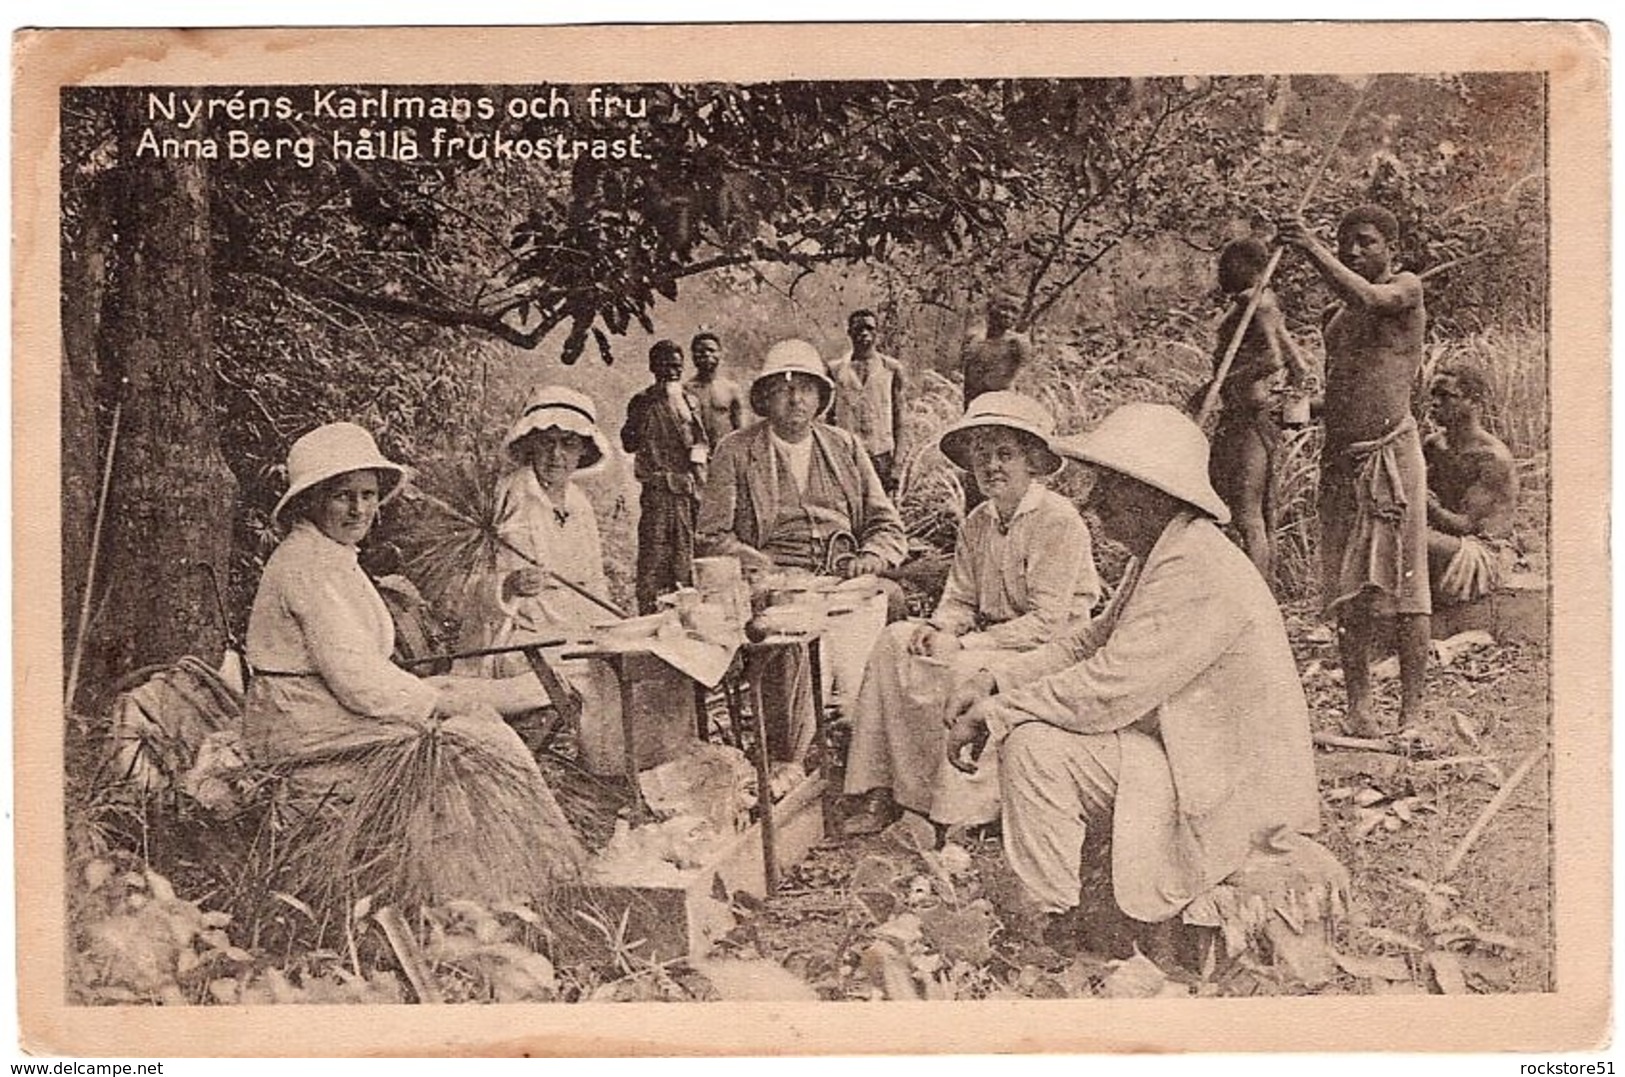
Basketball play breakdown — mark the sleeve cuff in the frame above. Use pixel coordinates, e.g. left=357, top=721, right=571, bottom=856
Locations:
left=958, top=631, right=995, bottom=651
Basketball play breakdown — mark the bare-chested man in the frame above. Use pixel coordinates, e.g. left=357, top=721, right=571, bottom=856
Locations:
left=685, top=331, right=745, bottom=449
left=962, top=290, right=1031, bottom=407
left=1281, top=204, right=1429, bottom=737
left=1424, top=365, right=1519, bottom=603
left=961, top=290, right=1032, bottom=509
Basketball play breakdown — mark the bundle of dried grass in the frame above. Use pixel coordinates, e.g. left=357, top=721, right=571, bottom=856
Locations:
left=294, top=720, right=586, bottom=920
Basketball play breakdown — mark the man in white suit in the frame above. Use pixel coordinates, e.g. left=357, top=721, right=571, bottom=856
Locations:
left=946, top=403, right=1320, bottom=950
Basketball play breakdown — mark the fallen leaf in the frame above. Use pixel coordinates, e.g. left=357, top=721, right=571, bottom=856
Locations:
left=920, top=904, right=995, bottom=966
left=1101, top=949, right=1168, bottom=999
left=934, top=843, right=974, bottom=877
left=859, top=941, right=922, bottom=1000
left=1353, top=787, right=1387, bottom=807
left=1448, top=709, right=1484, bottom=749
left=1333, top=951, right=1412, bottom=981
left=855, top=889, right=897, bottom=924
left=848, top=854, right=905, bottom=893
left=1432, top=630, right=1496, bottom=667
left=874, top=913, right=923, bottom=946
left=1353, top=808, right=1387, bottom=838
left=883, top=812, right=938, bottom=852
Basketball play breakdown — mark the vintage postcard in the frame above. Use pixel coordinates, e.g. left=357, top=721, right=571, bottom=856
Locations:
left=12, top=22, right=1609, bottom=1057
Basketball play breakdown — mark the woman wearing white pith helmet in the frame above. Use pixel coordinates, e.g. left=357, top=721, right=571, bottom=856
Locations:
left=242, top=422, right=585, bottom=891
left=696, top=339, right=909, bottom=763
left=841, top=391, right=1100, bottom=837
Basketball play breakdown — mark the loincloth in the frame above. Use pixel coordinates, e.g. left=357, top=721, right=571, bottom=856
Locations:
left=1319, top=415, right=1431, bottom=617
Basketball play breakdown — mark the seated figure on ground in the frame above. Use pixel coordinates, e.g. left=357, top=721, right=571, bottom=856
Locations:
left=841, top=391, right=1100, bottom=837
left=944, top=403, right=1321, bottom=956
left=1424, top=365, right=1520, bottom=604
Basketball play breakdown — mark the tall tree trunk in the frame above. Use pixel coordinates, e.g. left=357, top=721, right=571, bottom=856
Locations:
left=75, top=95, right=236, bottom=707
left=60, top=172, right=110, bottom=669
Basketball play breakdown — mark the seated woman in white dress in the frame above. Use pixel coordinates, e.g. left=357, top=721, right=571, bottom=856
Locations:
left=841, top=391, right=1100, bottom=836
left=456, top=385, right=616, bottom=674
left=242, top=422, right=584, bottom=902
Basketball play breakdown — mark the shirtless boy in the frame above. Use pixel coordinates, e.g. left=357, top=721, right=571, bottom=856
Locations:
left=1200, top=237, right=1314, bottom=585
left=1280, top=205, right=1429, bottom=737
left=962, top=290, right=1031, bottom=407
left=1424, top=365, right=1519, bottom=602
left=685, top=331, right=745, bottom=448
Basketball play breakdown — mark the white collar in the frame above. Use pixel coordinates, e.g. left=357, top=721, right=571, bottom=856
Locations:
left=972, top=482, right=1046, bottom=528
left=289, top=519, right=361, bottom=563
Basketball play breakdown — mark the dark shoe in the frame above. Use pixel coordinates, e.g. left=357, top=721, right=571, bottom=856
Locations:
left=840, top=789, right=901, bottom=837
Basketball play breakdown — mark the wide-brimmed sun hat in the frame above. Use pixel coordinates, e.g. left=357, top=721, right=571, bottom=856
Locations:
left=503, top=385, right=611, bottom=473
left=937, top=390, right=1063, bottom=477
left=272, top=422, right=410, bottom=527
left=1053, top=402, right=1230, bottom=524
left=749, top=339, right=834, bottom=417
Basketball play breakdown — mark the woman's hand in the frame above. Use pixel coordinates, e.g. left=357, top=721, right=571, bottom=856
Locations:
left=945, top=701, right=993, bottom=774
left=505, top=567, right=547, bottom=599
left=907, top=623, right=955, bottom=656
left=944, top=670, right=997, bottom=729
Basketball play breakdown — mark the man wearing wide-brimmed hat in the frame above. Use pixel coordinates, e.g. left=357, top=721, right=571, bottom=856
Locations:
left=698, top=339, right=907, bottom=762
left=697, top=338, right=906, bottom=582
left=944, top=403, right=1319, bottom=952
left=841, top=391, right=1099, bottom=837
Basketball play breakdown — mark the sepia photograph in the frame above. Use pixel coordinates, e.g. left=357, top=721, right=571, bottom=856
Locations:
left=11, top=22, right=1609, bottom=1057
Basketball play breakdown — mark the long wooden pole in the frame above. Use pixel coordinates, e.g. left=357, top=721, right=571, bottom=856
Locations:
left=65, top=399, right=123, bottom=712
left=1195, top=82, right=1375, bottom=429
left=1440, top=746, right=1545, bottom=879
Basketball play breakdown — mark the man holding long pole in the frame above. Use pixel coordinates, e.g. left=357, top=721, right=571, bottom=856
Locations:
left=1280, top=205, right=1430, bottom=738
